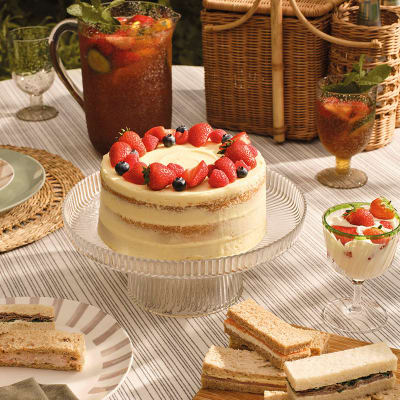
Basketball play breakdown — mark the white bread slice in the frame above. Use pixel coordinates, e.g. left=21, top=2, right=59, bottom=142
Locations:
left=226, top=328, right=310, bottom=370
left=0, top=329, right=85, bottom=371
left=201, top=346, right=286, bottom=394
left=371, top=383, right=400, bottom=399
left=286, top=375, right=395, bottom=400
left=227, top=299, right=313, bottom=355
left=229, top=329, right=329, bottom=358
left=0, top=304, right=54, bottom=321
left=284, top=342, right=397, bottom=392
left=264, top=390, right=287, bottom=399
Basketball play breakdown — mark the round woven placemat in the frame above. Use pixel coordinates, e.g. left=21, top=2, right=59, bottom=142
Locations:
left=0, top=145, right=84, bottom=253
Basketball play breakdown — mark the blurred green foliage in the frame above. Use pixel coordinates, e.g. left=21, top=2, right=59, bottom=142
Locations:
left=0, top=0, right=202, bottom=81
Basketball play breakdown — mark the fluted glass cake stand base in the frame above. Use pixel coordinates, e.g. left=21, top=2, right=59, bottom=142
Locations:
left=63, top=170, right=306, bottom=317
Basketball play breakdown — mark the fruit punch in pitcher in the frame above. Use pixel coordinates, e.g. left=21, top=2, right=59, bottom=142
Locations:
left=50, top=1, right=180, bottom=154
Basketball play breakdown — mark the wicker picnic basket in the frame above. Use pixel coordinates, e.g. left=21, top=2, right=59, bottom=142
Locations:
left=328, top=2, right=400, bottom=150
left=201, top=0, right=342, bottom=141
left=201, top=0, right=387, bottom=143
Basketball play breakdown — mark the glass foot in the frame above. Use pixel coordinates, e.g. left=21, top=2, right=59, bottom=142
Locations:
left=322, top=297, right=387, bottom=333
left=16, top=105, right=58, bottom=121
left=316, top=168, right=367, bottom=189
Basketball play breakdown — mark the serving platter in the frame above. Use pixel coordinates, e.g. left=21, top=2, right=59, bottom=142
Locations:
left=194, top=331, right=400, bottom=400
left=0, top=297, right=133, bottom=400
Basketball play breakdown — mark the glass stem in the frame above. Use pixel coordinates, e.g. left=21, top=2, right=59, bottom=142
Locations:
left=29, top=94, right=43, bottom=108
left=335, top=157, right=351, bottom=175
left=350, top=280, right=364, bottom=313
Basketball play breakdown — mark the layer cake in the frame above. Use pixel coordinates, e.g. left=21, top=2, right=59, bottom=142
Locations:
left=98, top=125, right=267, bottom=260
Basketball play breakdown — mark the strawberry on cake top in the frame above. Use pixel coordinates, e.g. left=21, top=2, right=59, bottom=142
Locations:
left=98, top=123, right=267, bottom=260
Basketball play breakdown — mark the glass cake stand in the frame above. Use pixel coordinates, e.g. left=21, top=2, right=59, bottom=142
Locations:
left=62, top=170, right=306, bottom=317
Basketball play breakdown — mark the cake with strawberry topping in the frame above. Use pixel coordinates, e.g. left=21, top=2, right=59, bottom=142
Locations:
left=323, top=198, right=400, bottom=280
left=98, top=123, right=267, bottom=260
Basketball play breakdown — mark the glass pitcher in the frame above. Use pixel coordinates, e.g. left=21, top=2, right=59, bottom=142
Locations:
left=49, top=2, right=180, bottom=154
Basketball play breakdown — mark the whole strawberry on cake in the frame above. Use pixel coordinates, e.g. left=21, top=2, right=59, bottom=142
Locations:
left=98, top=122, right=267, bottom=260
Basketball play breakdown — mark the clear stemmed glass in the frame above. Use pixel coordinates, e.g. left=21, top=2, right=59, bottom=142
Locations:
left=316, top=76, right=377, bottom=189
left=322, top=202, right=400, bottom=333
left=8, top=26, right=58, bottom=121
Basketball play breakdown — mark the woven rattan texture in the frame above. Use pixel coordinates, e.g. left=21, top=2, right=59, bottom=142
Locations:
left=329, top=4, right=400, bottom=151
left=203, top=0, right=344, bottom=17
left=201, top=10, right=330, bottom=140
left=0, top=145, right=84, bottom=253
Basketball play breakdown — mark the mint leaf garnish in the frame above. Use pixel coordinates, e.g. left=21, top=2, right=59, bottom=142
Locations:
left=67, top=0, right=123, bottom=27
left=324, top=54, right=392, bottom=94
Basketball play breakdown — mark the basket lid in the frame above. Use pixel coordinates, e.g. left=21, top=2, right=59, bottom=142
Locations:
left=203, top=0, right=345, bottom=17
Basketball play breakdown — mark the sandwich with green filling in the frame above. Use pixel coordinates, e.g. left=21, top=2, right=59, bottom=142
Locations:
left=284, top=342, right=397, bottom=400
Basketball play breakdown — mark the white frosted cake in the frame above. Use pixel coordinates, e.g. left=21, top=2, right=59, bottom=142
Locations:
left=98, top=124, right=267, bottom=260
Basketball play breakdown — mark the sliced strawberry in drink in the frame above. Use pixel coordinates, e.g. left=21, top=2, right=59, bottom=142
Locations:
left=129, top=15, right=155, bottom=25
left=317, top=97, right=339, bottom=118
left=332, top=225, right=358, bottom=245
left=323, top=102, right=353, bottom=121
left=115, top=17, right=129, bottom=24
left=347, top=101, right=370, bottom=124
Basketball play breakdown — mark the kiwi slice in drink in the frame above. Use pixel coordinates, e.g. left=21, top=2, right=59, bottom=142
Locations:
left=87, top=48, right=111, bottom=73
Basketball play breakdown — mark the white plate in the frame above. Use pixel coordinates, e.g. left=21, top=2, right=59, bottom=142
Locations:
left=0, top=297, right=133, bottom=400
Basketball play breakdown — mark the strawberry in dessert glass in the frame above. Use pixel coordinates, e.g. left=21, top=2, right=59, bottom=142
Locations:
left=49, top=1, right=180, bottom=154
left=322, top=197, right=400, bottom=333
left=315, top=55, right=391, bottom=189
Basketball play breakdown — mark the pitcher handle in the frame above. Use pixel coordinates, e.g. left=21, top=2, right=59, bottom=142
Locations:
left=49, top=19, right=84, bottom=108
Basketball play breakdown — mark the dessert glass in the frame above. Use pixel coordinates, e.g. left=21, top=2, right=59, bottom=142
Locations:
left=316, top=76, right=377, bottom=189
left=49, top=2, right=180, bottom=154
left=322, top=202, right=400, bottom=333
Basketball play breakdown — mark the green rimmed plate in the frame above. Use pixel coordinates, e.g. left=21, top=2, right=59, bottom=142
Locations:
left=0, top=149, right=45, bottom=215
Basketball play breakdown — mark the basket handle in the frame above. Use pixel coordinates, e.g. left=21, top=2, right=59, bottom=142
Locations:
left=204, top=0, right=262, bottom=32
left=288, top=0, right=381, bottom=48
left=204, top=0, right=382, bottom=48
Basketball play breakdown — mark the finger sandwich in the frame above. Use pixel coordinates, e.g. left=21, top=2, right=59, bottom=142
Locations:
left=0, top=329, right=85, bottom=371
left=0, top=304, right=55, bottom=333
left=224, top=299, right=317, bottom=369
left=284, top=342, right=397, bottom=400
left=202, top=345, right=286, bottom=394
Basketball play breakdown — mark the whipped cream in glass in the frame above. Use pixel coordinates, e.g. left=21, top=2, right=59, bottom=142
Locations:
left=324, top=204, right=399, bottom=280
left=321, top=201, right=400, bottom=334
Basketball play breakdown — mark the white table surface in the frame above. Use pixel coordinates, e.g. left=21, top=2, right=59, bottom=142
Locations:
left=1, top=66, right=400, bottom=399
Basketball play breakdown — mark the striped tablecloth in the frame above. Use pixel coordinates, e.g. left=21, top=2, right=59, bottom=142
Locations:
left=1, top=66, right=400, bottom=399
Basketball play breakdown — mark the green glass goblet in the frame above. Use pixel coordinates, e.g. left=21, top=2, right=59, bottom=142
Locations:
left=8, top=26, right=58, bottom=121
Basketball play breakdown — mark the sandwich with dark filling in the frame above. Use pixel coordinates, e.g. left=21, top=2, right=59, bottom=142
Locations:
left=0, top=304, right=55, bottom=332
left=284, top=342, right=397, bottom=400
